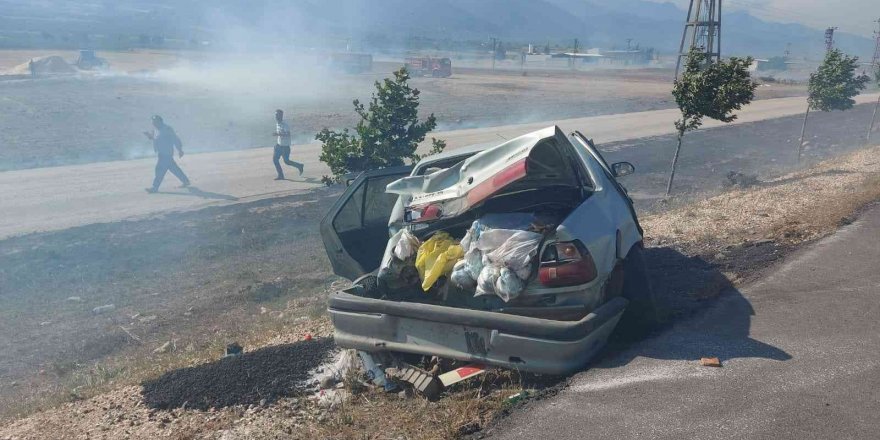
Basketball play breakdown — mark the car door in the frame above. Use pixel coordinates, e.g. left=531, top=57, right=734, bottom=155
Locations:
left=565, top=133, right=642, bottom=265
left=320, top=166, right=413, bottom=281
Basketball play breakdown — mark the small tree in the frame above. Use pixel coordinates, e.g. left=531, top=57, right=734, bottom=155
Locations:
left=666, top=49, right=757, bottom=196
left=316, top=67, right=446, bottom=183
left=867, top=64, right=880, bottom=145
left=798, top=49, right=870, bottom=161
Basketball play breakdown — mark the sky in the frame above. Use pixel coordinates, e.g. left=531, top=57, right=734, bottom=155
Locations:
left=649, top=0, right=879, bottom=37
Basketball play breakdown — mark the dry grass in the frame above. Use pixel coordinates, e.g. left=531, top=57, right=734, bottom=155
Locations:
left=0, top=297, right=333, bottom=424
left=310, top=371, right=526, bottom=440
left=643, top=145, right=880, bottom=253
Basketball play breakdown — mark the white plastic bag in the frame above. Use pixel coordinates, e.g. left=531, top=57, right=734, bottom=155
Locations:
left=475, top=265, right=501, bottom=297
left=464, top=249, right=484, bottom=280
left=485, top=230, right=542, bottom=276
left=495, top=267, right=525, bottom=302
left=393, top=229, right=420, bottom=261
left=379, top=229, right=420, bottom=290
left=450, top=260, right=476, bottom=289
left=459, top=220, right=485, bottom=253
left=475, top=229, right=520, bottom=253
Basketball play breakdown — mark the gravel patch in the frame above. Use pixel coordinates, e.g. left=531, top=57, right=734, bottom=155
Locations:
left=141, top=338, right=334, bottom=410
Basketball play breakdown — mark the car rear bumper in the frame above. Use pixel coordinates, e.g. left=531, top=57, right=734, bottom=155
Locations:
left=328, top=291, right=628, bottom=375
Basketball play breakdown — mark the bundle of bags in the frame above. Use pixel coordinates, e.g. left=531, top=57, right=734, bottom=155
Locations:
left=450, top=221, right=542, bottom=302
left=377, top=214, right=545, bottom=303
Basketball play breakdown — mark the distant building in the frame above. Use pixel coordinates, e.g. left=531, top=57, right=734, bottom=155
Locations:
left=598, top=49, right=653, bottom=65
left=548, top=48, right=654, bottom=66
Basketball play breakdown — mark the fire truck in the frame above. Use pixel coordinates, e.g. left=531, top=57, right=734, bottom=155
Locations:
left=404, top=57, right=452, bottom=77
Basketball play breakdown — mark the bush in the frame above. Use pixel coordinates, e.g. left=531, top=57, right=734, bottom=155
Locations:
left=317, top=67, right=446, bottom=184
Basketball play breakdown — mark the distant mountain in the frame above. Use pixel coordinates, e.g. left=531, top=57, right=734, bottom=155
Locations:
left=0, top=0, right=874, bottom=59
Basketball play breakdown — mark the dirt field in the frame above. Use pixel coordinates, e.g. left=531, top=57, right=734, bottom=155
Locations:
left=0, top=49, right=807, bottom=171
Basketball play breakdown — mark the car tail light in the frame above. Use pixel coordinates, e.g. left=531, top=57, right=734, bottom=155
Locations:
left=539, top=240, right=597, bottom=287
left=407, top=204, right=442, bottom=223
left=466, top=158, right=528, bottom=207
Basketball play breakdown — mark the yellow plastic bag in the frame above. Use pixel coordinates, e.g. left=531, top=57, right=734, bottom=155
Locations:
left=415, top=232, right=464, bottom=291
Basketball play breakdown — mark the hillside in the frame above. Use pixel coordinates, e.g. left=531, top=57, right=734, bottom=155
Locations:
left=0, top=0, right=874, bottom=58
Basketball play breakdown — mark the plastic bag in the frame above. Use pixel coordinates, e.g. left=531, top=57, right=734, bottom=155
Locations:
left=459, top=220, right=484, bottom=253
left=495, top=267, right=525, bottom=302
left=464, top=249, right=484, bottom=280
left=475, top=265, right=501, bottom=297
left=378, top=229, right=420, bottom=290
left=485, top=230, right=542, bottom=276
left=393, top=229, right=420, bottom=261
left=475, top=229, right=520, bottom=253
left=514, top=265, right=531, bottom=281
left=450, top=260, right=476, bottom=289
left=415, top=232, right=464, bottom=291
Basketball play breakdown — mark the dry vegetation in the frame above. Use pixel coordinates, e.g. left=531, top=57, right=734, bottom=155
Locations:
left=643, top=144, right=880, bottom=252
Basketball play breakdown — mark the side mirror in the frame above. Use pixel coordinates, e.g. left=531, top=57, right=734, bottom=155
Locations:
left=343, top=171, right=362, bottom=187
left=611, top=162, right=635, bottom=178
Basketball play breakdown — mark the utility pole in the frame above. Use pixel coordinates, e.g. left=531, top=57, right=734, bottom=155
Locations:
left=571, top=38, right=579, bottom=70
left=824, top=27, right=838, bottom=53
left=871, top=19, right=880, bottom=69
left=490, top=37, right=497, bottom=71
left=675, top=0, right=722, bottom=78
left=867, top=19, right=880, bottom=144
left=784, top=42, right=792, bottom=61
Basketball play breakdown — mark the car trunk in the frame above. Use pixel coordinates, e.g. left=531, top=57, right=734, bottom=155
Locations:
left=323, top=126, right=593, bottom=321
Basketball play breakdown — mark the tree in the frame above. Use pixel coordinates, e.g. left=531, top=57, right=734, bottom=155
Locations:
left=316, top=67, right=446, bottom=184
left=666, top=48, right=757, bottom=196
left=798, top=49, right=870, bottom=161
left=867, top=64, right=880, bottom=145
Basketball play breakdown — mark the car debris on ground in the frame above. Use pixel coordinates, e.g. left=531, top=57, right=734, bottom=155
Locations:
left=700, top=357, right=723, bottom=367
left=312, top=349, right=495, bottom=402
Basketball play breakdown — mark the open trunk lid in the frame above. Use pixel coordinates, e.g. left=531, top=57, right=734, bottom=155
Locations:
left=387, top=126, right=580, bottom=223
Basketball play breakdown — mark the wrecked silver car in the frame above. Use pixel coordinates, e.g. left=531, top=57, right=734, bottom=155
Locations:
left=320, top=126, right=657, bottom=375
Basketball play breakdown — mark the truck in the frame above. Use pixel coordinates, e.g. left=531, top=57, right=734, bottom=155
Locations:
left=404, top=57, right=452, bottom=77
left=75, top=50, right=108, bottom=70
left=328, top=53, right=373, bottom=74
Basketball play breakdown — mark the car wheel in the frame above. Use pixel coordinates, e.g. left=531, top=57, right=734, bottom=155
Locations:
left=616, top=243, right=660, bottom=338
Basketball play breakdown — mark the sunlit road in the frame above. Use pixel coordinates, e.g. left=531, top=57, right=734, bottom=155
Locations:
left=0, top=93, right=877, bottom=239
left=489, top=204, right=880, bottom=440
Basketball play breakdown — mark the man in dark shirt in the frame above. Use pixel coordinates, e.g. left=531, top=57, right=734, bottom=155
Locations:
left=144, top=115, right=190, bottom=193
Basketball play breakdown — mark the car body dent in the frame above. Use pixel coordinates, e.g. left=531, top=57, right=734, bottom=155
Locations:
left=386, top=126, right=575, bottom=220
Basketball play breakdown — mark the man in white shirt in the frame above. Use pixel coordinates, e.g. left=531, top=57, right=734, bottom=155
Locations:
left=272, top=109, right=304, bottom=180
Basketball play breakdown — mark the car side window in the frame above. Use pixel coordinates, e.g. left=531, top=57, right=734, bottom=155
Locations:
left=334, top=173, right=409, bottom=232
left=333, top=183, right=365, bottom=232
left=363, top=174, right=404, bottom=226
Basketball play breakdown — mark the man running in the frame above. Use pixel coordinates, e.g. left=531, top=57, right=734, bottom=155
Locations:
left=272, top=109, right=303, bottom=180
left=144, top=115, right=190, bottom=193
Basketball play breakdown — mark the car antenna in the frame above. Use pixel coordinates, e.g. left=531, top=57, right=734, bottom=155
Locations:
left=496, top=133, right=508, bottom=141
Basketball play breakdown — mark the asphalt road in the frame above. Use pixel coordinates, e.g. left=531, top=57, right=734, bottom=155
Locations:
left=489, top=204, right=880, bottom=440
left=0, top=93, right=877, bottom=239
